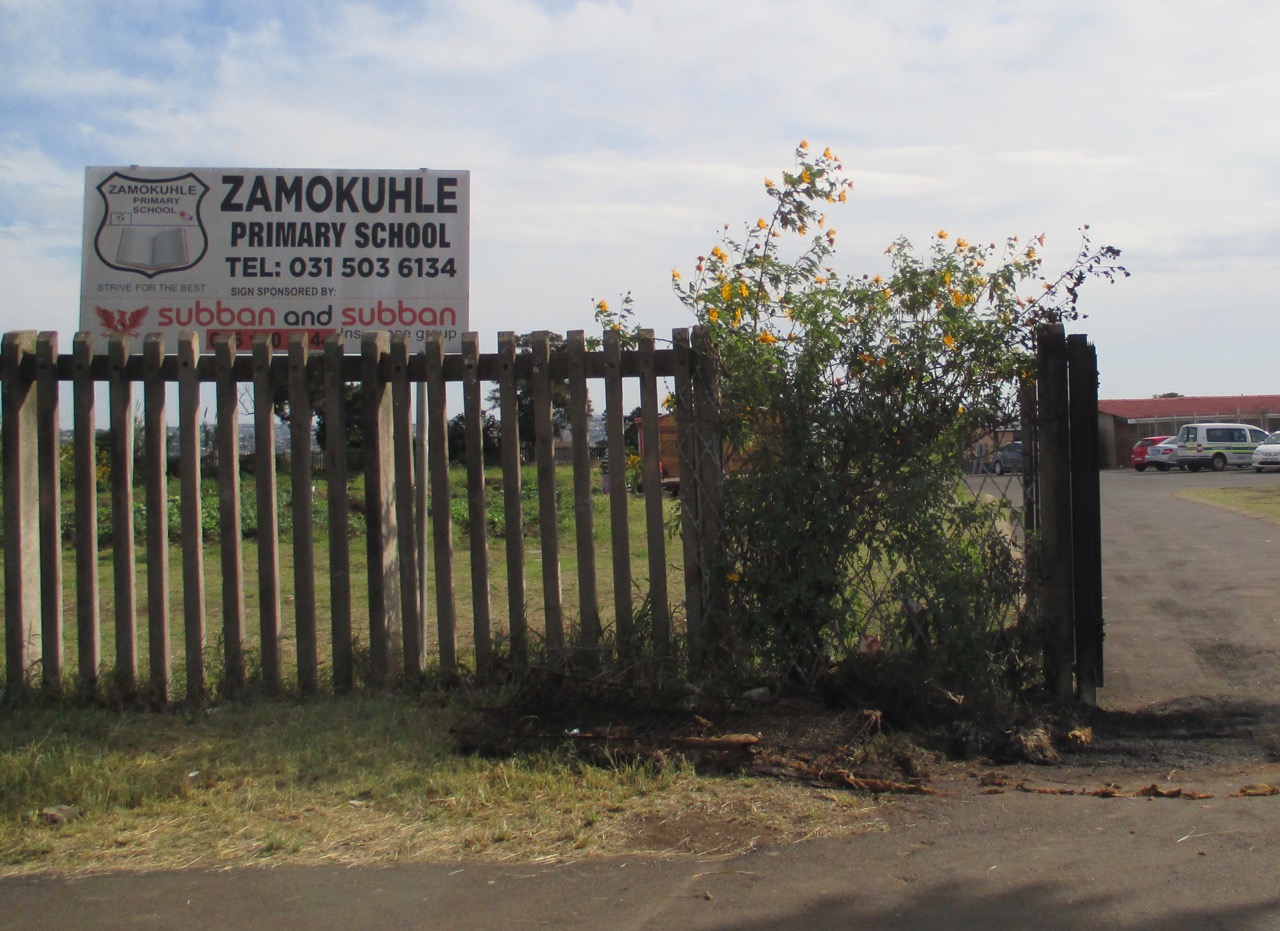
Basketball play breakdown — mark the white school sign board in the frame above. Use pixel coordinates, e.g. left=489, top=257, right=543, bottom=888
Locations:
left=80, top=166, right=470, bottom=353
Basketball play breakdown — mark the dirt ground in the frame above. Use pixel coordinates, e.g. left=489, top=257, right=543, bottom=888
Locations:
left=5, top=467, right=1280, bottom=929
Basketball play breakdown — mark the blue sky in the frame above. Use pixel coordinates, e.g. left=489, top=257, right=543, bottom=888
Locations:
left=2, top=0, right=1278, bottom=399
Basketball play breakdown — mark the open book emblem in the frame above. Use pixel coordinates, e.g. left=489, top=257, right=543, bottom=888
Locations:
left=93, top=171, right=209, bottom=278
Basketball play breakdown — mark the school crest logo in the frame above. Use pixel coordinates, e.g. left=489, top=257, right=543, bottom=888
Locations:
left=93, top=171, right=209, bottom=278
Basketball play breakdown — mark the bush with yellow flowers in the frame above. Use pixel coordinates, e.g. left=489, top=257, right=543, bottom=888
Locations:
left=667, top=141, right=1126, bottom=693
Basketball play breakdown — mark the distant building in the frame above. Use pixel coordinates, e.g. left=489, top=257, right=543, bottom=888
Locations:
left=1097, top=395, right=1280, bottom=466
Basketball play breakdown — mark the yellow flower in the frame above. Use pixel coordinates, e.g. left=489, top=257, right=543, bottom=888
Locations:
left=757, top=217, right=768, bottom=229
left=859, top=353, right=874, bottom=363
left=798, top=224, right=808, bottom=235
left=711, top=246, right=728, bottom=261
left=818, top=214, right=825, bottom=228
left=764, top=178, right=776, bottom=189
left=801, top=169, right=812, bottom=183
left=708, top=308, right=719, bottom=323
left=937, top=229, right=949, bottom=239
left=943, top=271, right=952, bottom=286
left=956, top=237, right=969, bottom=249
left=1026, top=247, right=1037, bottom=261
left=958, top=405, right=966, bottom=414
left=726, top=571, right=741, bottom=583
left=943, top=334, right=957, bottom=349
left=877, top=358, right=887, bottom=367
left=758, top=332, right=778, bottom=344
left=871, top=275, right=883, bottom=286
left=597, top=300, right=609, bottom=312
left=733, top=309, right=743, bottom=327
left=882, top=288, right=892, bottom=299
left=799, top=139, right=810, bottom=149
left=670, top=268, right=681, bottom=279
left=739, top=281, right=749, bottom=297
left=721, top=282, right=732, bottom=301
left=823, top=146, right=833, bottom=159
left=838, top=191, right=847, bottom=203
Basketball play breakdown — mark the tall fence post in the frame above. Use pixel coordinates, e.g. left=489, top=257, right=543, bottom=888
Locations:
left=72, top=334, right=101, bottom=698
left=214, top=335, right=246, bottom=697
left=2, top=331, right=41, bottom=695
left=567, top=330, right=600, bottom=655
left=691, top=326, right=725, bottom=667
left=142, top=334, right=170, bottom=702
left=1068, top=334, right=1103, bottom=705
left=425, top=331, right=456, bottom=675
left=673, top=329, right=703, bottom=671
left=177, top=332, right=206, bottom=702
left=323, top=334, right=353, bottom=692
left=1036, top=323, right=1074, bottom=702
left=462, top=332, right=493, bottom=677
left=497, top=332, right=528, bottom=665
left=252, top=336, right=283, bottom=693
left=603, top=329, right=632, bottom=653
left=391, top=333, right=424, bottom=680
left=288, top=335, right=318, bottom=693
left=531, top=331, right=565, bottom=655
left=362, top=331, right=399, bottom=684
left=36, top=332, right=63, bottom=692
left=107, top=336, right=138, bottom=693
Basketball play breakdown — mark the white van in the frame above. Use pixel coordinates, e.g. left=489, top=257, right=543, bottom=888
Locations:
left=1174, top=422, right=1270, bottom=472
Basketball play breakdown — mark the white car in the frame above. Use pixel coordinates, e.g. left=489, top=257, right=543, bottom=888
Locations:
left=1252, top=431, right=1280, bottom=472
left=1146, top=436, right=1179, bottom=471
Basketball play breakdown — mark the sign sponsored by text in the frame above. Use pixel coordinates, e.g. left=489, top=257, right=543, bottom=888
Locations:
left=80, top=167, right=470, bottom=353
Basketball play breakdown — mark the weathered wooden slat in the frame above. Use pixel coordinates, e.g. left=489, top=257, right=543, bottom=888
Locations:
left=36, top=333, right=63, bottom=691
left=673, top=329, right=702, bottom=669
left=567, top=331, right=599, bottom=653
left=288, top=336, right=318, bottom=693
left=462, top=333, right=492, bottom=677
left=497, top=332, right=527, bottom=665
left=71, top=335, right=101, bottom=697
left=2, top=331, right=41, bottom=695
left=531, top=332, right=564, bottom=655
left=414, top=382, right=429, bottom=644
left=637, top=330, right=669, bottom=653
left=107, top=336, right=137, bottom=692
left=390, top=335, right=424, bottom=679
left=692, top=326, right=725, bottom=654
left=251, top=339, right=283, bottom=692
left=177, top=333, right=206, bottom=702
left=323, top=335, right=353, bottom=691
left=603, top=329, right=632, bottom=650
left=214, top=336, right=246, bottom=696
left=142, top=335, right=170, bottom=701
left=362, top=332, right=398, bottom=684
left=425, top=333, right=457, bottom=674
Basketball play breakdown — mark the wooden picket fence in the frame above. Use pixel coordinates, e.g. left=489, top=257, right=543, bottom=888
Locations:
left=0, top=328, right=724, bottom=702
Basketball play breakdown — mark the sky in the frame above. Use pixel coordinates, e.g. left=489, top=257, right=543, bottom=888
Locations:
left=2, top=0, right=1278, bottom=401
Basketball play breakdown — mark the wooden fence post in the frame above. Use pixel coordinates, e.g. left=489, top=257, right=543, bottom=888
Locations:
left=288, top=335, right=318, bottom=693
left=462, top=332, right=493, bottom=677
left=691, top=326, right=725, bottom=663
left=107, top=336, right=137, bottom=693
left=72, top=334, right=101, bottom=698
left=177, top=332, right=206, bottom=702
left=531, top=331, right=565, bottom=655
left=252, top=337, right=283, bottom=693
left=1036, top=323, right=1074, bottom=702
left=214, top=335, right=246, bottom=697
left=323, top=335, right=353, bottom=691
left=1068, top=334, right=1103, bottom=705
left=637, top=330, right=669, bottom=654
left=673, top=329, right=702, bottom=670
left=36, top=333, right=63, bottom=692
left=143, top=334, right=170, bottom=701
left=497, top=332, right=528, bottom=665
left=603, top=328, right=632, bottom=651
left=425, top=332, right=456, bottom=675
left=362, top=331, right=398, bottom=684
left=3, top=331, right=41, bottom=694
left=391, top=334, right=424, bottom=679
left=567, top=331, right=600, bottom=654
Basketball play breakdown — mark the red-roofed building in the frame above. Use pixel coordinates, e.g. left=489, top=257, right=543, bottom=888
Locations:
left=1098, top=396, right=1280, bottom=466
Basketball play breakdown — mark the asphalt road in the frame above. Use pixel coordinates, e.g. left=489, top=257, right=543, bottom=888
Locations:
left=5, top=468, right=1280, bottom=929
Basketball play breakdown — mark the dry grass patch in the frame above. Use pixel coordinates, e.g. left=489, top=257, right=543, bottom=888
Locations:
left=0, top=696, right=886, bottom=876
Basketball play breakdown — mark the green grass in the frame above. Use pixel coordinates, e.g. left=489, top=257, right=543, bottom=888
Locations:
left=1179, top=485, right=1280, bottom=523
